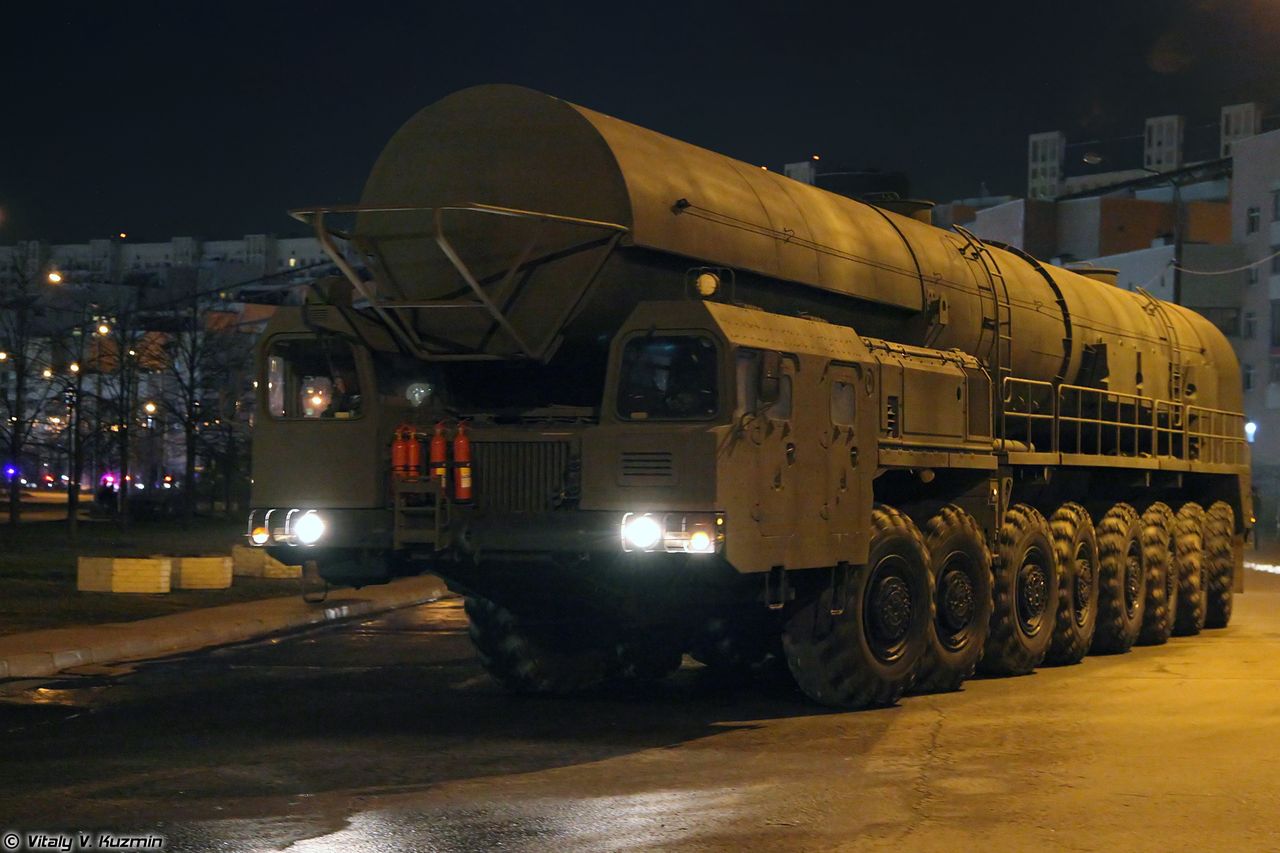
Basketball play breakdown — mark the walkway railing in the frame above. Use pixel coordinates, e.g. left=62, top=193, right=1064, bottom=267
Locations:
left=1001, top=377, right=1246, bottom=466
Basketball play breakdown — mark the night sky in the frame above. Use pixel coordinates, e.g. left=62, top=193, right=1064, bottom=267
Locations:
left=3, top=0, right=1277, bottom=244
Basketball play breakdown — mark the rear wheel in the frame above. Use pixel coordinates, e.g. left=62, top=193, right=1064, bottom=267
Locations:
left=1204, top=502, right=1234, bottom=629
left=1091, top=503, right=1146, bottom=654
left=1173, top=502, right=1207, bottom=636
left=783, top=505, right=932, bottom=708
left=914, top=505, right=992, bottom=693
left=1137, top=502, right=1177, bottom=645
left=979, top=504, right=1057, bottom=676
left=1045, top=502, right=1098, bottom=665
left=465, top=596, right=615, bottom=694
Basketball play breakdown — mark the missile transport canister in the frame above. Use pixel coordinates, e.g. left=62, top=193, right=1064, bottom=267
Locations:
left=249, top=85, right=1250, bottom=707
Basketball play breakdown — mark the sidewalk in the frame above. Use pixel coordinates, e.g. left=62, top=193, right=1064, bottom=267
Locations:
left=0, top=575, right=449, bottom=680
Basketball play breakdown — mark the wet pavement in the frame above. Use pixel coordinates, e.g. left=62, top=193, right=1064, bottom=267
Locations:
left=2, top=573, right=1279, bottom=852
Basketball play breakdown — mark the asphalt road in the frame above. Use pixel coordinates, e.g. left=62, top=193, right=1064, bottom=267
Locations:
left=1, top=572, right=1279, bottom=852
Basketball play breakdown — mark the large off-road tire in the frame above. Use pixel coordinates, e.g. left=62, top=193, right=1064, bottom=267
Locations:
left=464, top=596, right=615, bottom=694
left=1172, top=502, right=1207, bottom=636
left=1045, top=502, right=1098, bottom=665
left=783, top=505, right=932, bottom=708
left=1204, top=501, right=1235, bottom=629
left=1137, top=502, right=1177, bottom=645
left=913, top=505, right=992, bottom=693
left=615, top=639, right=684, bottom=682
left=979, top=504, right=1058, bottom=676
left=1091, top=503, right=1146, bottom=654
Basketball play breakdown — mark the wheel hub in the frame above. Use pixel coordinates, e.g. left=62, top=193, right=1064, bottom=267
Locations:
left=871, top=575, right=912, bottom=644
left=1124, top=543, right=1142, bottom=618
left=1017, top=555, right=1049, bottom=635
left=1073, top=544, right=1093, bottom=627
left=939, top=566, right=975, bottom=633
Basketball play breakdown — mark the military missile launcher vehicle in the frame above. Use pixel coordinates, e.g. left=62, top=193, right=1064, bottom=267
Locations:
left=248, top=85, right=1250, bottom=707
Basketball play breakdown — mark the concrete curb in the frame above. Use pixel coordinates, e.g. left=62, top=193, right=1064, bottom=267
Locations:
left=0, top=575, right=449, bottom=680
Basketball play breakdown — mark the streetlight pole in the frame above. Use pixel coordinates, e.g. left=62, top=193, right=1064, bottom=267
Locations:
left=1138, top=166, right=1183, bottom=305
left=65, top=381, right=80, bottom=537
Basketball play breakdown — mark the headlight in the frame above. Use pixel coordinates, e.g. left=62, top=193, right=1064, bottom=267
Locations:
left=688, top=530, right=713, bottom=553
left=621, top=514, right=663, bottom=551
left=621, top=511, right=724, bottom=554
left=293, top=510, right=326, bottom=546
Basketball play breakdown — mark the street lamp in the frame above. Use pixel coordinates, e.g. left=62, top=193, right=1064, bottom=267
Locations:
left=96, top=323, right=110, bottom=336
left=144, top=401, right=157, bottom=415
left=47, top=271, right=63, bottom=284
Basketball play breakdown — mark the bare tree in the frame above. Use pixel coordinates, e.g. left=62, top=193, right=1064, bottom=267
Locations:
left=94, top=284, right=158, bottom=527
left=0, top=245, right=62, bottom=525
left=159, top=269, right=219, bottom=519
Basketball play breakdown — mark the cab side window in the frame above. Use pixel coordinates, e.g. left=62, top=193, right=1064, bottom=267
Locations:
left=831, top=380, right=856, bottom=426
left=736, top=348, right=792, bottom=420
left=267, top=337, right=362, bottom=419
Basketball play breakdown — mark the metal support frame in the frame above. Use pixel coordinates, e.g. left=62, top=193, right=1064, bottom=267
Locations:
left=290, top=202, right=628, bottom=362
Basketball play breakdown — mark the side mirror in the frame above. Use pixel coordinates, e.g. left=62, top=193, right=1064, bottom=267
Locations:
left=759, top=351, right=782, bottom=405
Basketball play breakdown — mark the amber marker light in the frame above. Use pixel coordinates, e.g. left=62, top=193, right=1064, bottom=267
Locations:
left=250, top=526, right=270, bottom=546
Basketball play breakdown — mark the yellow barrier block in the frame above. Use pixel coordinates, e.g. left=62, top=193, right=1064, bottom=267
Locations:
left=173, top=556, right=233, bottom=589
left=77, top=557, right=172, bottom=594
left=262, top=552, right=302, bottom=579
left=231, top=544, right=300, bottom=579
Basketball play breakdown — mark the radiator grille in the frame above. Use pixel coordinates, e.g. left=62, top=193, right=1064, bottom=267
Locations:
left=618, top=451, right=675, bottom=483
left=472, top=441, right=571, bottom=512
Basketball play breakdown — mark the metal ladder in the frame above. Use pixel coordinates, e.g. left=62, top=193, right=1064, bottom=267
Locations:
left=954, top=225, right=1014, bottom=435
left=1136, top=288, right=1183, bottom=397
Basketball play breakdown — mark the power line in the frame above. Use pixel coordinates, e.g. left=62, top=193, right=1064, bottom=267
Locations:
left=1173, top=246, right=1280, bottom=276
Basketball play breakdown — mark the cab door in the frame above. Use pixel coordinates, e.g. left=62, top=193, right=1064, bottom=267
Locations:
left=826, top=363, right=870, bottom=561
left=751, top=352, right=799, bottom=539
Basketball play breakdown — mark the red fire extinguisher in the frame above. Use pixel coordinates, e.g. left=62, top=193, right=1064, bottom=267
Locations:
left=391, top=424, right=420, bottom=480
left=403, top=426, right=422, bottom=479
left=430, top=422, right=449, bottom=491
left=453, top=421, right=473, bottom=502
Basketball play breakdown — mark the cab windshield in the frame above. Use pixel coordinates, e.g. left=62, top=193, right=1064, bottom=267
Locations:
left=266, top=337, right=362, bottom=419
left=617, top=335, right=719, bottom=420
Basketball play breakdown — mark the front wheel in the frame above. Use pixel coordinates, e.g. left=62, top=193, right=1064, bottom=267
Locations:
left=465, top=596, right=616, bottom=694
left=980, top=504, right=1057, bottom=676
left=783, top=505, right=932, bottom=709
left=914, top=505, right=992, bottom=693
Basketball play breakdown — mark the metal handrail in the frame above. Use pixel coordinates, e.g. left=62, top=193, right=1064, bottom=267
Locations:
left=1002, top=377, right=1055, bottom=451
left=1000, top=376, right=1246, bottom=467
